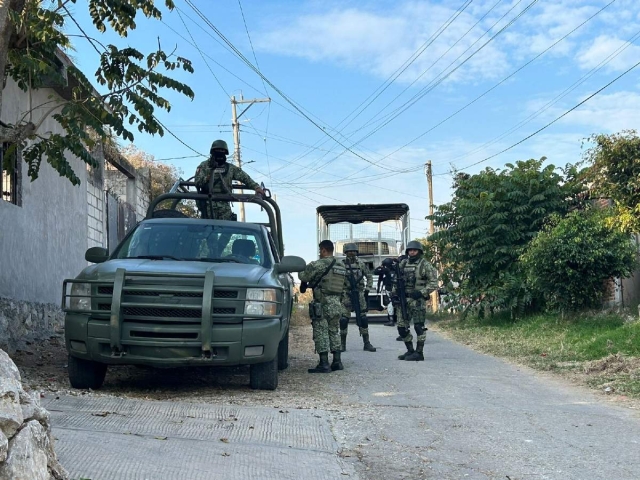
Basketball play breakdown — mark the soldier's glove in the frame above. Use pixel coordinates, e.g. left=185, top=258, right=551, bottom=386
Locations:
left=300, top=281, right=308, bottom=293
left=391, top=295, right=400, bottom=305
left=364, top=289, right=370, bottom=297
left=411, top=290, right=424, bottom=300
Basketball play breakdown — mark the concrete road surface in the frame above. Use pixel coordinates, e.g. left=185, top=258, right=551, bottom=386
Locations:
left=46, top=325, right=640, bottom=480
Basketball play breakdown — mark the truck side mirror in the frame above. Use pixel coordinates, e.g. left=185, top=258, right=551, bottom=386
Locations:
left=85, top=247, right=109, bottom=264
left=275, top=256, right=306, bottom=273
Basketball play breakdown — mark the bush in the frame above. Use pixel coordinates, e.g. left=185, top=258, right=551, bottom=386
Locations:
left=521, top=208, right=637, bottom=312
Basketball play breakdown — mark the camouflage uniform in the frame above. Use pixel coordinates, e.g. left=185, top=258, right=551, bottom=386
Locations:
left=299, top=255, right=348, bottom=372
left=194, top=161, right=260, bottom=220
left=393, top=251, right=438, bottom=361
left=341, top=256, right=376, bottom=352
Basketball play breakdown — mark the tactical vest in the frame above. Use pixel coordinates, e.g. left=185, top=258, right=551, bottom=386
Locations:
left=209, top=164, right=232, bottom=194
left=321, top=261, right=347, bottom=296
left=403, top=257, right=428, bottom=292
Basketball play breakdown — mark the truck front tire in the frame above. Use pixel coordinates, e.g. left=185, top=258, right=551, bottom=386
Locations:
left=278, top=328, right=289, bottom=371
left=250, top=354, right=278, bottom=390
left=68, top=355, right=107, bottom=390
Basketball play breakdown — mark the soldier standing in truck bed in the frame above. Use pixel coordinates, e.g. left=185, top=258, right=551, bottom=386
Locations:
left=194, top=139, right=264, bottom=220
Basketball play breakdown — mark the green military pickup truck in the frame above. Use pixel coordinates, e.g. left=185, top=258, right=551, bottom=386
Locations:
left=62, top=183, right=305, bottom=390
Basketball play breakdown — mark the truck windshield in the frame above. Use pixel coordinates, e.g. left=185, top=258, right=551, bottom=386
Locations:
left=113, top=223, right=269, bottom=267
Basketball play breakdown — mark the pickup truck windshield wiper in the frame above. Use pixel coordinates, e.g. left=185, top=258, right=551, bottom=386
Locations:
left=183, top=257, right=243, bottom=263
left=128, top=255, right=181, bottom=261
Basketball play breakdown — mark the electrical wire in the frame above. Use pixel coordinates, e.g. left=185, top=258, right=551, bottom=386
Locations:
left=436, top=57, right=640, bottom=175
left=237, top=0, right=269, bottom=96
left=184, top=0, right=393, bottom=170
left=175, top=7, right=229, bottom=97
left=283, top=0, right=540, bottom=183
left=372, top=0, right=619, bottom=168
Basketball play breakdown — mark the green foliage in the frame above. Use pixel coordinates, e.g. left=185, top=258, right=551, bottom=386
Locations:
left=581, top=130, right=640, bottom=233
left=521, top=208, right=638, bottom=312
left=428, top=158, right=585, bottom=315
left=3, top=0, right=193, bottom=185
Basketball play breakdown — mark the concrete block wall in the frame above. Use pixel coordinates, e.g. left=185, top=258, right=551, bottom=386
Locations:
left=87, top=181, right=105, bottom=249
left=135, top=167, right=150, bottom=220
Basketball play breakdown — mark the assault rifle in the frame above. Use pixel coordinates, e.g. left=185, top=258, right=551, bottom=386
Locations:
left=346, top=262, right=364, bottom=328
left=393, top=260, right=409, bottom=322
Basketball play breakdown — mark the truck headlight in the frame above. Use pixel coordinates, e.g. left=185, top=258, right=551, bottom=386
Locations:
left=245, top=288, right=277, bottom=316
left=70, top=283, right=91, bottom=311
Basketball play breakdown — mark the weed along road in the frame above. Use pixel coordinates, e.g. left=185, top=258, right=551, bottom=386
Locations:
left=29, top=324, right=640, bottom=479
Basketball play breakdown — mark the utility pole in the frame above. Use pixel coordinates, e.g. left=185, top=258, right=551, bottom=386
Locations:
left=231, top=94, right=271, bottom=221
left=425, top=161, right=434, bottom=235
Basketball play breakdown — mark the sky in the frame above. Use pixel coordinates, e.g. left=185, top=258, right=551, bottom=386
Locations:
left=65, top=0, right=640, bottom=263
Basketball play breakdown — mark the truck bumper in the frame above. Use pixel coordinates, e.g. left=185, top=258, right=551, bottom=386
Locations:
left=65, top=314, right=282, bottom=367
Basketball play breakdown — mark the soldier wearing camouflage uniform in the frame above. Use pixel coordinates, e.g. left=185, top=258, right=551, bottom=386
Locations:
left=299, top=240, right=348, bottom=373
left=194, top=139, right=264, bottom=220
left=340, top=243, right=376, bottom=352
left=393, top=240, right=438, bottom=361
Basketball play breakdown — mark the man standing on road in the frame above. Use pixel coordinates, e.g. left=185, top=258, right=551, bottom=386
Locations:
left=340, top=243, right=376, bottom=352
left=393, top=241, right=438, bottom=361
left=299, top=240, right=348, bottom=373
left=194, top=139, right=265, bottom=220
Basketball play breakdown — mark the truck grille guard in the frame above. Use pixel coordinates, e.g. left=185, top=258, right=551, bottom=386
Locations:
left=62, top=269, right=283, bottom=358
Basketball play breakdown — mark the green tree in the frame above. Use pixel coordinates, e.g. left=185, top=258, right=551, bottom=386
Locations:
left=521, top=208, right=637, bottom=312
left=428, top=158, right=584, bottom=315
left=0, top=0, right=193, bottom=185
left=581, top=130, right=640, bottom=233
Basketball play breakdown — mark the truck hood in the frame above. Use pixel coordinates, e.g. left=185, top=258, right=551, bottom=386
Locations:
left=78, top=259, right=270, bottom=285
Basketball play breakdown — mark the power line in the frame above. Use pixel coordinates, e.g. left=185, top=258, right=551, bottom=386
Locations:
left=342, top=0, right=540, bottom=164
left=439, top=57, right=640, bottom=174
left=275, top=0, right=482, bottom=182
left=64, top=7, right=207, bottom=159
left=161, top=16, right=315, bottom=123
left=287, top=0, right=540, bottom=182
left=175, top=7, right=229, bottom=97
left=237, top=0, right=269, bottom=96
left=373, top=0, right=618, bottom=167
left=435, top=23, right=639, bottom=171
left=184, top=0, right=392, bottom=171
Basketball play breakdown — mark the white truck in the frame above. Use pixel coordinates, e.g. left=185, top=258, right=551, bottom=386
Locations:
left=316, top=203, right=410, bottom=314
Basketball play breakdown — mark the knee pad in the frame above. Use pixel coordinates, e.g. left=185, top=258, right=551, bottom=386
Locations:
left=359, top=314, right=369, bottom=329
left=414, top=323, right=426, bottom=336
left=397, top=326, right=409, bottom=338
left=339, top=317, right=350, bottom=330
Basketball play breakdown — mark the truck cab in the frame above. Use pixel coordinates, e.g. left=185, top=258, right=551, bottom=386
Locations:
left=63, top=181, right=305, bottom=391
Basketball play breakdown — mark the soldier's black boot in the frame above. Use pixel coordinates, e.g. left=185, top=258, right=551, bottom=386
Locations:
left=308, top=352, right=331, bottom=373
left=331, top=351, right=344, bottom=371
left=404, top=341, right=425, bottom=361
left=396, top=335, right=403, bottom=341
left=398, top=342, right=414, bottom=360
left=384, top=317, right=395, bottom=326
left=340, top=333, right=347, bottom=352
left=362, top=334, right=377, bottom=352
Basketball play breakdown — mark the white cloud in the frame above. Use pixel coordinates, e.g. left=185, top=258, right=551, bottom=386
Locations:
left=255, top=0, right=640, bottom=86
left=576, top=35, right=640, bottom=72
left=256, top=2, right=515, bottom=84
left=559, top=91, right=640, bottom=132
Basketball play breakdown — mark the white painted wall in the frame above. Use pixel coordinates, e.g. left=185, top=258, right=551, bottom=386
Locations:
left=0, top=79, right=88, bottom=305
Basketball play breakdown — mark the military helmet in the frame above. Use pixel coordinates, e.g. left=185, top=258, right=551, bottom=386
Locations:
left=210, top=139, right=229, bottom=155
left=343, top=243, right=358, bottom=254
left=405, top=240, right=424, bottom=254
